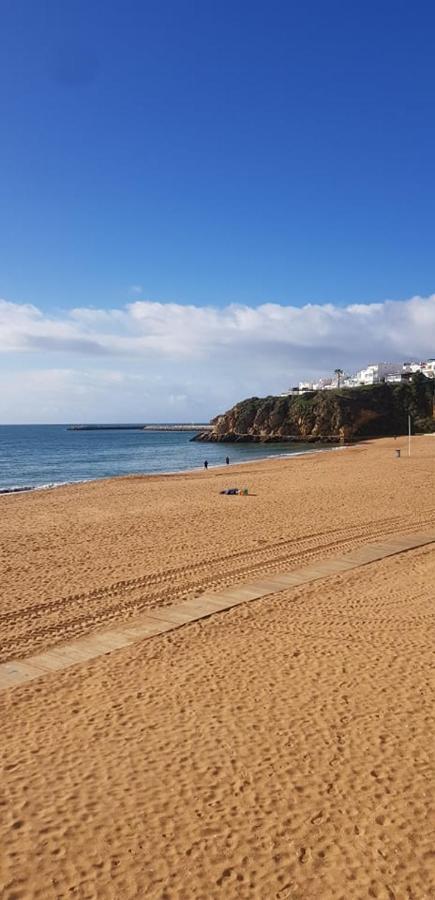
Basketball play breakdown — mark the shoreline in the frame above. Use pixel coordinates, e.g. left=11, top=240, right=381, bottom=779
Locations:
left=0, top=441, right=346, bottom=496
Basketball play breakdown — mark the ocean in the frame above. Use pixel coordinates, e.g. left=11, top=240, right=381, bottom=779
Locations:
left=0, top=425, right=331, bottom=493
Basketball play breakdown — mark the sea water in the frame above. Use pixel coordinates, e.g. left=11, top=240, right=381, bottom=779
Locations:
left=0, top=425, right=331, bottom=493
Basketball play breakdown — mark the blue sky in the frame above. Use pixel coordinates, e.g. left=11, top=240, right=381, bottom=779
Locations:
left=1, top=0, right=435, bottom=421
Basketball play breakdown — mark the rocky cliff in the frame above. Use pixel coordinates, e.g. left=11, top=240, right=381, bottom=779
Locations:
left=193, top=375, right=435, bottom=443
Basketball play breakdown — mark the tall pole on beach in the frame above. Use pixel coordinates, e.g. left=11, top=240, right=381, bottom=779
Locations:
left=408, top=415, right=411, bottom=457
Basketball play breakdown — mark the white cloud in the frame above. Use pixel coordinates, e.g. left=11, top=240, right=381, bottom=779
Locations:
left=0, top=293, right=434, bottom=422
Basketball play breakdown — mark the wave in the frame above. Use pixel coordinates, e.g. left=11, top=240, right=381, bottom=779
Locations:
left=0, top=479, right=89, bottom=495
left=0, top=485, right=35, bottom=494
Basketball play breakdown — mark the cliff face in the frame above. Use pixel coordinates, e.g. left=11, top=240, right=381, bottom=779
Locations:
left=193, top=376, right=435, bottom=443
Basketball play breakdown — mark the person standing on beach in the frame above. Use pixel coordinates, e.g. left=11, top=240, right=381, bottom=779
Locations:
left=226, top=456, right=230, bottom=465
left=204, top=460, right=208, bottom=469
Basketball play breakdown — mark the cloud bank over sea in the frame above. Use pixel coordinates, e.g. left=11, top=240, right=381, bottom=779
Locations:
left=1, top=294, right=434, bottom=423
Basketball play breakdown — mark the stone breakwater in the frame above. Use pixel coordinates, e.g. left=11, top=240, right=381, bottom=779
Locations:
left=68, top=424, right=213, bottom=432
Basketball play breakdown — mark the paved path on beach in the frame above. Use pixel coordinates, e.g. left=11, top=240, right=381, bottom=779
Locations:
left=1, top=531, right=434, bottom=692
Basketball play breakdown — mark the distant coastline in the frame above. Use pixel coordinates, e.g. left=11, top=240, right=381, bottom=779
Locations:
left=67, top=423, right=213, bottom=432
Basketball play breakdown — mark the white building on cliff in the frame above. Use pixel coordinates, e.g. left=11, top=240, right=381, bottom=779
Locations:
left=354, top=362, right=402, bottom=385
left=280, top=357, right=435, bottom=396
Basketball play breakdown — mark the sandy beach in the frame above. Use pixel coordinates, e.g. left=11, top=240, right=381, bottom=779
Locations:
left=1, top=436, right=434, bottom=898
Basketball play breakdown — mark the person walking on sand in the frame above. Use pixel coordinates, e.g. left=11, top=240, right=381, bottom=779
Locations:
left=204, top=460, right=208, bottom=470
left=226, top=456, right=230, bottom=465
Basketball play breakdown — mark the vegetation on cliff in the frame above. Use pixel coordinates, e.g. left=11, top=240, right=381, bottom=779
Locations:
left=194, top=374, right=435, bottom=443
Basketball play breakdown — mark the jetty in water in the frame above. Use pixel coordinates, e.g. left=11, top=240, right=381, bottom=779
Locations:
left=67, top=424, right=213, bottom=432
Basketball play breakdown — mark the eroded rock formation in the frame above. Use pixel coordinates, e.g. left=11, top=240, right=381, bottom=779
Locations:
left=193, top=376, right=435, bottom=443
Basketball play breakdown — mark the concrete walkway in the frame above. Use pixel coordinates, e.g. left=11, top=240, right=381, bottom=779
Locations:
left=1, top=531, right=433, bottom=692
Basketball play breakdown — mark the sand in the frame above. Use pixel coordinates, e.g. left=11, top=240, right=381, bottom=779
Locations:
left=1, top=435, right=435, bottom=663
left=1, top=435, right=434, bottom=898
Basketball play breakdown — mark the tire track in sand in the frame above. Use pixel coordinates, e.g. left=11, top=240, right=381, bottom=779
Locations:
left=2, top=509, right=435, bottom=661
